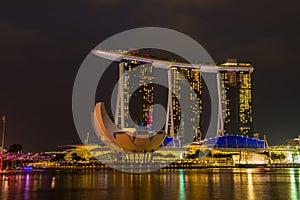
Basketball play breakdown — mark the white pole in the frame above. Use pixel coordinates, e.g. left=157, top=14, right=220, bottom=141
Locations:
left=115, top=62, right=125, bottom=129
left=167, top=69, right=174, bottom=138
left=216, top=73, right=224, bottom=136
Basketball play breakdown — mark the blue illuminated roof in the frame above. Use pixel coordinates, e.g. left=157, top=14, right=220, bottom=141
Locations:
left=202, top=134, right=265, bottom=148
left=163, top=136, right=181, bottom=147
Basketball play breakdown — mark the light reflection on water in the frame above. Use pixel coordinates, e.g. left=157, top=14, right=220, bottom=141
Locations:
left=0, top=169, right=299, bottom=200
left=289, top=168, right=300, bottom=200
left=179, top=169, right=186, bottom=200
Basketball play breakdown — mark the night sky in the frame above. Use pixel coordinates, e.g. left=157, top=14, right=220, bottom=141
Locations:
left=0, top=0, right=299, bottom=152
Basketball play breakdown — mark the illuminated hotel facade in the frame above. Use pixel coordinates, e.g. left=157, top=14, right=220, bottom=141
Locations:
left=95, top=50, right=254, bottom=143
left=169, top=59, right=254, bottom=140
left=113, top=58, right=204, bottom=142
left=115, top=59, right=155, bottom=130
left=219, top=59, right=254, bottom=137
left=170, top=67, right=202, bottom=142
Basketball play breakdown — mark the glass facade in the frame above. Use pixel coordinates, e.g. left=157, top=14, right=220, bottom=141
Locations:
left=117, top=56, right=254, bottom=141
left=170, top=67, right=202, bottom=142
left=219, top=60, right=253, bottom=137
left=122, top=60, right=155, bottom=129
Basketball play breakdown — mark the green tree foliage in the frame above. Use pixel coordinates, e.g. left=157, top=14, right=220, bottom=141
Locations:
left=8, top=144, right=22, bottom=153
left=71, top=153, right=85, bottom=161
left=271, top=152, right=286, bottom=161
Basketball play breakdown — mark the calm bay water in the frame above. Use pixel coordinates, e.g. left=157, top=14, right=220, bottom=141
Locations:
left=1, top=168, right=299, bottom=200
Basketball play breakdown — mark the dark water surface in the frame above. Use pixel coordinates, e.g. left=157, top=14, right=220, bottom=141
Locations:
left=1, top=168, right=299, bottom=200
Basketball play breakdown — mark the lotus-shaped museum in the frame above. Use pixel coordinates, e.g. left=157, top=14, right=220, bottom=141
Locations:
left=93, top=102, right=166, bottom=153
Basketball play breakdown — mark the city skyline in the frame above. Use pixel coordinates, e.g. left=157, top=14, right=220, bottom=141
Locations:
left=0, top=1, right=299, bottom=152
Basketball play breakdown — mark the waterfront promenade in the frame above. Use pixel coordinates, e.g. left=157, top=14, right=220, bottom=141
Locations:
left=2, top=143, right=300, bottom=171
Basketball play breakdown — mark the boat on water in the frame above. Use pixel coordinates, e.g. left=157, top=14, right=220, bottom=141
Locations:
left=258, top=166, right=272, bottom=172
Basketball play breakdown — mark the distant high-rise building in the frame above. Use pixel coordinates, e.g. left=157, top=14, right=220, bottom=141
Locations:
left=218, top=59, right=254, bottom=137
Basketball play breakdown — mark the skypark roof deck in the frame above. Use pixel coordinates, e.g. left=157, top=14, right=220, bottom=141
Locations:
left=92, top=49, right=253, bottom=73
